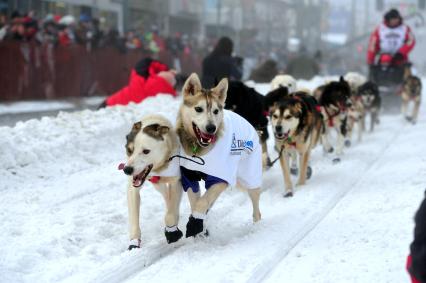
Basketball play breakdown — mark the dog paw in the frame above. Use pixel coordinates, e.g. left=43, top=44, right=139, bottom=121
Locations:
left=128, top=239, right=141, bottom=251
left=406, top=116, right=413, bottom=122
left=332, top=157, right=341, bottom=164
left=165, top=227, right=183, bottom=244
left=290, top=167, right=298, bottom=176
left=185, top=215, right=204, bottom=238
left=344, top=140, right=351, bottom=147
left=264, top=157, right=273, bottom=170
left=307, top=166, right=312, bottom=180
left=283, top=191, right=294, bottom=198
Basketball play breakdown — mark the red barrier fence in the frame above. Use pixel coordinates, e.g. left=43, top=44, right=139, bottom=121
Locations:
left=0, top=42, right=201, bottom=102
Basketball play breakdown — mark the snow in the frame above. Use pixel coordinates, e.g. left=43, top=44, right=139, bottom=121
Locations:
left=0, top=96, right=105, bottom=115
left=0, top=79, right=424, bottom=283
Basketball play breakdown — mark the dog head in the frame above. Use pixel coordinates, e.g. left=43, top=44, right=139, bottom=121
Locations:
left=270, top=92, right=310, bottom=141
left=358, top=81, right=379, bottom=108
left=264, top=86, right=290, bottom=112
left=320, top=76, right=351, bottom=115
left=124, top=115, right=176, bottom=187
left=270, top=74, right=297, bottom=93
left=180, top=73, right=227, bottom=148
left=344, top=72, right=367, bottom=95
left=403, top=75, right=422, bottom=97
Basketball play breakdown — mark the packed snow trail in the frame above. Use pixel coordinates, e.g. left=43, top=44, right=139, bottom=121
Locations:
left=0, top=79, right=424, bottom=283
left=263, top=108, right=426, bottom=283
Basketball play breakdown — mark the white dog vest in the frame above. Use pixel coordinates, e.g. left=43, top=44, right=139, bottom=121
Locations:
left=179, top=110, right=262, bottom=190
left=379, top=23, right=407, bottom=54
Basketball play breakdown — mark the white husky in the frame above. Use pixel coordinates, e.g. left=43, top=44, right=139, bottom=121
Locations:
left=122, top=115, right=183, bottom=249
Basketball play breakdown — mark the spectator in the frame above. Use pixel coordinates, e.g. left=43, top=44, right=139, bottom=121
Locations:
left=249, top=59, right=278, bottom=83
left=100, top=58, right=177, bottom=107
left=286, top=47, right=319, bottom=80
left=201, top=36, right=242, bottom=88
left=407, top=191, right=426, bottom=283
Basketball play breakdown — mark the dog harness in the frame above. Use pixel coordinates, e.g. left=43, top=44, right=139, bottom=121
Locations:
left=179, top=110, right=262, bottom=190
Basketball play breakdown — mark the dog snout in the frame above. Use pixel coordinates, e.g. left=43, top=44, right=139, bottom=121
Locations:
left=123, top=166, right=134, bottom=175
left=275, top=125, right=283, bottom=133
left=206, top=124, right=216, bottom=134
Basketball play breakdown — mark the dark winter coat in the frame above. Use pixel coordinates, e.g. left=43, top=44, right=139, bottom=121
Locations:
left=407, top=191, right=426, bottom=283
left=201, top=54, right=242, bottom=88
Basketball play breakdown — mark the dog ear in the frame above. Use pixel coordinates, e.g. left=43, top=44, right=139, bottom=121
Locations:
left=339, top=76, right=346, bottom=83
left=143, top=124, right=169, bottom=140
left=132, top=121, right=142, bottom=131
left=212, top=78, right=228, bottom=104
left=183, top=73, right=201, bottom=97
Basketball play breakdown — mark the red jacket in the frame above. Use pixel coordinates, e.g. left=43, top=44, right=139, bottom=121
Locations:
left=367, top=22, right=415, bottom=65
left=407, top=254, right=421, bottom=283
left=106, top=70, right=176, bottom=106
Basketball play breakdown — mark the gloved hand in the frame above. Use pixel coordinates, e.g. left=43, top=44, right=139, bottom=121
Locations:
left=393, top=52, right=404, bottom=61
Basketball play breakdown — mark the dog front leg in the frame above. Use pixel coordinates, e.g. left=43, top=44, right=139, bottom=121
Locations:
left=186, top=183, right=227, bottom=237
left=187, top=188, right=201, bottom=214
left=412, top=99, right=421, bottom=124
left=357, top=118, right=363, bottom=142
left=261, top=140, right=271, bottom=169
left=321, top=130, right=333, bottom=153
left=160, top=180, right=184, bottom=244
left=280, top=152, right=293, bottom=197
left=401, top=97, right=408, bottom=118
left=297, top=150, right=310, bottom=186
left=127, top=184, right=141, bottom=243
left=247, top=188, right=262, bottom=222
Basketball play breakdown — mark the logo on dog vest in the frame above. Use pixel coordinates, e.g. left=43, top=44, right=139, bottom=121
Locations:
left=231, top=133, right=253, bottom=155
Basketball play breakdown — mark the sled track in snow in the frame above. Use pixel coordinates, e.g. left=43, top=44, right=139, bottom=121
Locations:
left=246, top=122, right=406, bottom=283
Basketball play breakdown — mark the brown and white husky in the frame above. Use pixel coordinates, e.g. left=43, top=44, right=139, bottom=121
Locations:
left=176, top=73, right=262, bottom=238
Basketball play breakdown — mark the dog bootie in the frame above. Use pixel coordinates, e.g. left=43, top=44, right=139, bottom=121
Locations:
left=128, top=239, right=141, bottom=250
left=164, top=226, right=183, bottom=244
left=186, top=215, right=204, bottom=238
left=284, top=191, right=294, bottom=198
left=307, top=166, right=312, bottom=179
left=344, top=140, right=351, bottom=147
left=332, top=157, right=341, bottom=164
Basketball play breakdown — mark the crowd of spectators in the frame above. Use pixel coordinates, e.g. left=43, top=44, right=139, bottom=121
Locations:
left=0, top=10, right=201, bottom=60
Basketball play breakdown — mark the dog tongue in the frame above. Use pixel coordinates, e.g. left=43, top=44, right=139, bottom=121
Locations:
left=133, top=178, right=142, bottom=187
left=118, top=163, right=125, bottom=170
left=200, top=131, right=216, bottom=143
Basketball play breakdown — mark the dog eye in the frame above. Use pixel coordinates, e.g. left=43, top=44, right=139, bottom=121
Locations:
left=285, top=115, right=292, bottom=120
left=142, top=149, right=150, bottom=155
left=194, top=107, right=203, bottom=113
left=272, top=114, right=278, bottom=119
left=213, top=109, right=219, bottom=115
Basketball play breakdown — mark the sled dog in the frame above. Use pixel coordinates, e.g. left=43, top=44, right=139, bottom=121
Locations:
left=271, top=74, right=297, bottom=93
left=121, top=115, right=183, bottom=249
left=269, top=91, right=324, bottom=197
left=401, top=75, right=422, bottom=124
left=358, top=81, right=381, bottom=132
left=176, top=73, right=262, bottom=238
left=317, top=77, right=352, bottom=163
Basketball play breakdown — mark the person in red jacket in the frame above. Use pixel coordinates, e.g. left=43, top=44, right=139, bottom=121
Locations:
left=367, top=8, right=415, bottom=67
left=100, top=58, right=177, bottom=108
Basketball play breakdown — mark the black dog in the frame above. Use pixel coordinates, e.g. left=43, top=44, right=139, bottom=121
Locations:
left=358, top=81, right=381, bottom=132
left=317, top=77, right=351, bottom=162
left=226, top=81, right=289, bottom=167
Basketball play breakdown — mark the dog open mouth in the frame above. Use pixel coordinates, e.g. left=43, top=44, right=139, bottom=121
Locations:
left=192, top=123, right=216, bottom=147
left=275, top=130, right=290, bottom=140
left=132, top=165, right=153, bottom=188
